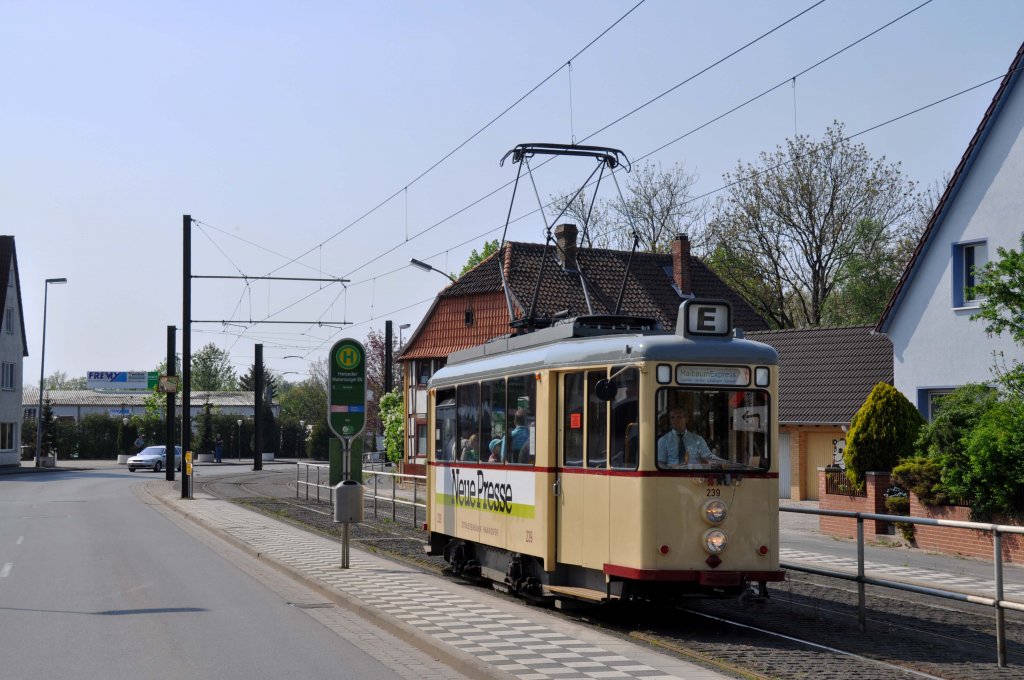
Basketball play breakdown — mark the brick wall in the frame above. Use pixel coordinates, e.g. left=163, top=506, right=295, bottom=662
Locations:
left=909, top=494, right=1024, bottom=563
left=818, top=470, right=891, bottom=538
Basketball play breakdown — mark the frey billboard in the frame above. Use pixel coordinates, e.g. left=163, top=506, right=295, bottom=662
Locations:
left=87, top=371, right=158, bottom=391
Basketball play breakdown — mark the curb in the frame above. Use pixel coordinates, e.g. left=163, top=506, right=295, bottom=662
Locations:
left=141, top=481, right=517, bottom=680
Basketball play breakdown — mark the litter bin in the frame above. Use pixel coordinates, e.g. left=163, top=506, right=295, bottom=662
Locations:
left=333, top=480, right=364, bottom=524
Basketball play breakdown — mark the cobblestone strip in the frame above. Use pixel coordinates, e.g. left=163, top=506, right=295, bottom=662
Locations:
left=172, top=493, right=727, bottom=680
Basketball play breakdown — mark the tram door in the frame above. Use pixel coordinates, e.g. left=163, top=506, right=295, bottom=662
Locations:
left=556, top=373, right=585, bottom=565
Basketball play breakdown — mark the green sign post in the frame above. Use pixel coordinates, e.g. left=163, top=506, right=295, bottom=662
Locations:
left=328, top=338, right=366, bottom=481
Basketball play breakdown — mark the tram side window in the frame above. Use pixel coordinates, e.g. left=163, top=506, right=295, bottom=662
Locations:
left=456, top=383, right=481, bottom=461
left=506, top=374, right=536, bottom=465
left=481, top=379, right=506, bottom=463
left=562, top=372, right=584, bottom=467
left=610, top=367, right=639, bottom=470
left=435, top=389, right=456, bottom=461
left=586, top=370, right=608, bottom=469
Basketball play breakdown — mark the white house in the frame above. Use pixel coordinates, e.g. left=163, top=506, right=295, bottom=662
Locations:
left=877, top=42, right=1024, bottom=418
left=0, top=237, right=27, bottom=466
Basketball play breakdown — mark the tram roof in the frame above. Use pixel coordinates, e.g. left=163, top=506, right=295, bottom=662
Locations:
left=431, top=314, right=777, bottom=385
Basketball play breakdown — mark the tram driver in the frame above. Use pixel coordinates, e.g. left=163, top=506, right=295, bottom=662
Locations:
left=657, top=406, right=728, bottom=468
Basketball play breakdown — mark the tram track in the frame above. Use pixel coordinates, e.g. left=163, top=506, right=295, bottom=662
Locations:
left=198, top=468, right=1024, bottom=679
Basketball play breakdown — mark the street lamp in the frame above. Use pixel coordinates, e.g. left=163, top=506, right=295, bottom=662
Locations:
left=35, top=277, right=68, bottom=468
left=299, top=420, right=306, bottom=459
left=399, top=323, right=411, bottom=348
left=237, top=419, right=243, bottom=460
left=409, top=258, right=456, bottom=283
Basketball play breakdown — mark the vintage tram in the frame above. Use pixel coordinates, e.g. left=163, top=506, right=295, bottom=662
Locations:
left=424, top=298, right=784, bottom=604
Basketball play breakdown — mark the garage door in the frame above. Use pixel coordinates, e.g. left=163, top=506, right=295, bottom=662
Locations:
left=803, top=431, right=843, bottom=500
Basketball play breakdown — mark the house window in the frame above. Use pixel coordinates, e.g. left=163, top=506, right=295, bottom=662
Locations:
left=24, top=407, right=37, bottom=422
left=953, top=240, right=986, bottom=307
left=0, top=362, right=13, bottom=390
left=0, top=423, right=14, bottom=451
left=4, top=307, right=12, bottom=334
left=416, top=360, right=433, bottom=386
left=918, top=388, right=955, bottom=422
left=415, top=423, right=427, bottom=459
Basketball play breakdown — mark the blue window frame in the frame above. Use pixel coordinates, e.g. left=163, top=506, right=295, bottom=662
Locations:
left=951, top=240, right=986, bottom=307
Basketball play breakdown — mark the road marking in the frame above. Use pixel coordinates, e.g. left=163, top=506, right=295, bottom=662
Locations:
left=16, top=536, right=23, bottom=545
left=0, top=563, right=12, bottom=578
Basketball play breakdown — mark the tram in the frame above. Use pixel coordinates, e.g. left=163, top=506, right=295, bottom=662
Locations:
left=424, top=298, right=784, bottom=604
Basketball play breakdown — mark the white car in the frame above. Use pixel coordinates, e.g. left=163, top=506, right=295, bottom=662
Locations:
left=127, top=445, right=182, bottom=473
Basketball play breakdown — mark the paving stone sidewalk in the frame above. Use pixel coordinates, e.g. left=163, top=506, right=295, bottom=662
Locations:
left=149, top=482, right=732, bottom=680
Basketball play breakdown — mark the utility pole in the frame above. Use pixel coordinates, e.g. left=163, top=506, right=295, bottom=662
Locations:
left=166, top=326, right=176, bottom=484
left=384, top=320, right=393, bottom=394
left=182, top=214, right=192, bottom=492
left=253, top=343, right=263, bottom=471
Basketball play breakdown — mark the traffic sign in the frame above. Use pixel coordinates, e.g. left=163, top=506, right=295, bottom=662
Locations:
left=328, top=338, right=366, bottom=439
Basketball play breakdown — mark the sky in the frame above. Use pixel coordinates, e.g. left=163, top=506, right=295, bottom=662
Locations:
left=5, top=0, right=1024, bottom=385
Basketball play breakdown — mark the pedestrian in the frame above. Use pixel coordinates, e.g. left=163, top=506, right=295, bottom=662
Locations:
left=133, top=434, right=145, bottom=452
left=214, top=434, right=223, bottom=463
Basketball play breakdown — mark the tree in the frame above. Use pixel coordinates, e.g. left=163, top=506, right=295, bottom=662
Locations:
left=706, top=122, right=919, bottom=328
left=820, top=218, right=919, bottom=326
left=191, top=343, right=237, bottom=391
left=971, top=234, right=1024, bottom=344
left=364, top=327, right=398, bottom=448
left=239, top=364, right=278, bottom=400
left=44, top=370, right=86, bottom=390
left=549, top=161, right=706, bottom=253
left=460, top=239, right=499, bottom=277
left=379, top=388, right=404, bottom=464
left=844, top=382, right=924, bottom=487
left=548, top=189, right=617, bottom=249
left=611, top=161, right=707, bottom=253
left=279, top=379, right=326, bottom=429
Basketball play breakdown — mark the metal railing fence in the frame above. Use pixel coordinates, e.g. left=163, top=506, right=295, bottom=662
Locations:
left=363, top=468, right=427, bottom=528
left=296, top=461, right=331, bottom=503
left=781, top=505, right=1024, bottom=667
left=294, top=462, right=427, bottom=528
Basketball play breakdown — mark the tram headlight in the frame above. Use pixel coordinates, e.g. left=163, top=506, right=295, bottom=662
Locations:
left=702, top=499, right=727, bottom=524
left=703, top=528, right=728, bottom=554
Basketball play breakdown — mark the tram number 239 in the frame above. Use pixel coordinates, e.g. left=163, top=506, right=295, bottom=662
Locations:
left=706, top=488, right=722, bottom=497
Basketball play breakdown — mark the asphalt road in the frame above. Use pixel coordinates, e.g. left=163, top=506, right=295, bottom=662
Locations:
left=0, top=465, right=463, bottom=680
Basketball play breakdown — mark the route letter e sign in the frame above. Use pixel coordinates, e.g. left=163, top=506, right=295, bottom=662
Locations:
left=328, top=339, right=367, bottom=440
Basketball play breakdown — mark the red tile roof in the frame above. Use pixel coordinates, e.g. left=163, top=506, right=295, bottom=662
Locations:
left=401, top=238, right=767, bottom=361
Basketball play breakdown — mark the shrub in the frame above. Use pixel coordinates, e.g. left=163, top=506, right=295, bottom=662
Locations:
left=892, top=456, right=950, bottom=506
left=883, top=485, right=914, bottom=542
left=960, top=396, right=1024, bottom=520
left=914, top=384, right=996, bottom=499
left=844, top=383, right=925, bottom=488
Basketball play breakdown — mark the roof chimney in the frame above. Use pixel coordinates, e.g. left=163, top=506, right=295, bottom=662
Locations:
left=672, top=233, right=691, bottom=295
left=554, top=223, right=578, bottom=271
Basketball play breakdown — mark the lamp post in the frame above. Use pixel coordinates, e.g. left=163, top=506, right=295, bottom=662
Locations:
left=398, top=323, right=410, bottom=349
left=299, top=420, right=306, bottom=459
left=409, top=258, right=457, bottom=283
left=35, top=277, right=68, bottom=467
left=237, top=419, right=243, bottom=460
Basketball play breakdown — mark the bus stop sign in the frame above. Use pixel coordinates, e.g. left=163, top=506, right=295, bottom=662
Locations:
left=328, top=338, right=366, bottom=439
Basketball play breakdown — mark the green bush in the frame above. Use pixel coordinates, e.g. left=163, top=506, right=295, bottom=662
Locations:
left=913, top=384, right=996, bottom=503
left=959, top=396, right=1024, bottom=520
left=844, top=383, right=924, bottom=488
left=892, top=456, right=950, bottom=506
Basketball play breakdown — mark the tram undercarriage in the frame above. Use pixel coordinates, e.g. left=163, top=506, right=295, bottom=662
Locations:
left=430, top=535, right=777, bottom=606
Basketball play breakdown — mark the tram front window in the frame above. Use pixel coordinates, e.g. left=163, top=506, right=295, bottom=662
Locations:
left=655, top=388, right=768, bottom=471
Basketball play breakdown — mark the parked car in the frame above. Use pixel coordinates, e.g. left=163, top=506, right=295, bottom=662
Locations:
left=127, top=445, right=182, bottom=473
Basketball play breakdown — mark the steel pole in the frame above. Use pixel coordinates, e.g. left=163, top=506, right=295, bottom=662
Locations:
left=34, top=283, right=49, bottom=468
